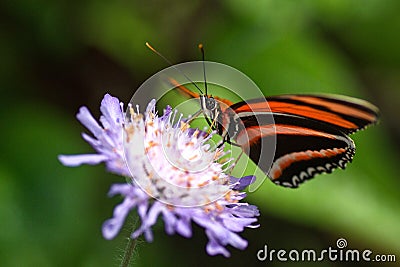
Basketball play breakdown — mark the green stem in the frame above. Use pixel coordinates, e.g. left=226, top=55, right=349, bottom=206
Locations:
left=120, top=216, right=138, bottom=267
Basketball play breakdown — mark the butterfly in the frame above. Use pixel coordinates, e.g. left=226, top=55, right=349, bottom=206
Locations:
left=171, top=78, right=379, bottom=188
left=146, top=42, right=380, bottom=188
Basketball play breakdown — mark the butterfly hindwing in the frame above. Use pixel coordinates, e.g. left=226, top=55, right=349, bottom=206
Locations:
left=235, top=113, right=356, bottom=188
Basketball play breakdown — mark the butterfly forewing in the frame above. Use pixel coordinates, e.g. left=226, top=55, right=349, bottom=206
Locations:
left=231, top=94, right=379, bottom=135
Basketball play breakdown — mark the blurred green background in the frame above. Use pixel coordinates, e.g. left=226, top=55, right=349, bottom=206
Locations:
left=1, top=0, right=399, bottom=266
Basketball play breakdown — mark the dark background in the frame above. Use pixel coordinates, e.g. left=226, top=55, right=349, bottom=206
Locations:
left=1, top=1, right=399, bottom=266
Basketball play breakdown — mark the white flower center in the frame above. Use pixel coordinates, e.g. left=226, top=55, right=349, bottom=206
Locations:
left=122, top=103, right=233, bottom=207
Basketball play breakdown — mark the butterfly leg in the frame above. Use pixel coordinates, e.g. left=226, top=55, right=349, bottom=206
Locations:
left=216, top=133, right=228, bottom=148
left=226, top=149, right=244, bottom=175
left=222, top=135, right=241, bottom=147
left=186, top=109, right=203, bottom=124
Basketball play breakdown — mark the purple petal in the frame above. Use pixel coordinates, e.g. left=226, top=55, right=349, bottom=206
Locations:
left=222, top=216, right=258, bottom=232
left=102, top=196, right=137, bottom=239
left=230, top=204, right=260, bottom=217
left=195, top=213, right=249, bottom=251
left=160, top=105, right=172, bottom=121
left=207, top=224, right=248, bottom=250
left=203, top=221, right=230, bottom=243
left=76, top=107, right=103, bottom=137
left=58, top=154, right=108, bottom=166
left=176, top=218, right=192, bottom=238
left=205, top=230, right=230, bottom=257
left=137, top=200, right=149, bottom=219
left=162, top=209, right=177, bottom=235
left=226, top=231, right=248, bottom=249
left=105, top=161, right=129, bottom=176
left=175, top=210, right=192, bottom=238
left=133, top=226, right=154, bottom=241
left=191, top=212, right=213, bottom=229
left=230, top=175, right=256, bottom=190
left=81, top=133, right=100, bottom=147
left=143, top=228, right=154, bottom=242
left=145, top=202, right=164, bottom=226
left=100, top=94, right=123, bottom=129
left=133, top=201, right=163, bottom=241
left=107, top=183, right=133, bottom=197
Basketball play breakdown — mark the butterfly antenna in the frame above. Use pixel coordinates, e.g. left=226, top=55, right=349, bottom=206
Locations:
left=146, top=42, right=204, bottom=95
left=198, top=44, right=208, bottom=96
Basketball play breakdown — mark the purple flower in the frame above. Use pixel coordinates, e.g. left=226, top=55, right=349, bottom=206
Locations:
left=59, top=94, right=260, bottom=257
left=59, top=94, right=128, bottom=175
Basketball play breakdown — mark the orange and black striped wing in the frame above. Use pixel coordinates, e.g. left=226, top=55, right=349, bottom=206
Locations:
left=235, top=113, right=355, bottom=188
left=230, top=94, right=379, bottom=188
left=232, top=94, right=379, bottom=134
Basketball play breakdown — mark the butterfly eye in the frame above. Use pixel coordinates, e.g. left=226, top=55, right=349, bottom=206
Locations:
left=206, top=97, right=217, bottom=110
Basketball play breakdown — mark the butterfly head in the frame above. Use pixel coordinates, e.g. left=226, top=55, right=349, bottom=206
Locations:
left=200, top=95, right=221, bottom=127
